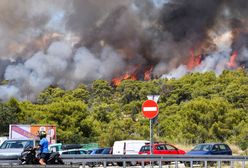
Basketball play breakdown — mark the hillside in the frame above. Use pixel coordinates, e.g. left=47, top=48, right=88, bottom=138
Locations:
left=0, top=69, right=247, bottom=151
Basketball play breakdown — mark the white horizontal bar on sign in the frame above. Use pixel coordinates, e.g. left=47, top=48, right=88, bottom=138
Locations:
left=143, top=107, right=157, bottom=111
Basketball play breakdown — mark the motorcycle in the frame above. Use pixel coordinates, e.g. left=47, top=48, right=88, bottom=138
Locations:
left=19, top=146, right=64, bottom=165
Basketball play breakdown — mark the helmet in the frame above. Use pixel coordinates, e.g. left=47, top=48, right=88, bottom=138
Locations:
left=39, top=131, right=47, bottom=139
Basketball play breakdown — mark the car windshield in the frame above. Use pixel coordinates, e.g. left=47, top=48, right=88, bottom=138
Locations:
left=192, top=144, right=211, bottom=151
left=140, top=146, right=150, bottom=152
left=0, top=140, right=33, bottom=149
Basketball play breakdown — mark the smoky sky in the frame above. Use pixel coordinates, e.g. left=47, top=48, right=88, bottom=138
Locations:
left=0, top=0, right=247, bottom=101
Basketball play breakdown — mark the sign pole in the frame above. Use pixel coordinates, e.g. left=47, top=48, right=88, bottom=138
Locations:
left=142, top=96, right=160, bottom=157
left=150, top=119, right=152, bottom=155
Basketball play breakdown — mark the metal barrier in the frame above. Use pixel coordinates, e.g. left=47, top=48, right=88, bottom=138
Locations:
left=0, top=154, right=247, bottom=168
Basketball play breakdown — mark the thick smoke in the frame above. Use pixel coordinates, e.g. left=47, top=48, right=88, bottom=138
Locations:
left=0, top=0, right=247, bottom=101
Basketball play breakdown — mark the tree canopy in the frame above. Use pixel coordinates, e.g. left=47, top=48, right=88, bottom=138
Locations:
left=0, top=69, right=247, bottom=150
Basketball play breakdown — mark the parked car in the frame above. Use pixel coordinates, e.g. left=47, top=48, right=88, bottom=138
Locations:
left=113, top=140, right=149, bottom=166
left=0, top=139, right=38, bottom=158
left=58, top=148, right=87, bottom=155
left=89, top=148, right=105, bottom=155
left=87, top=148, right=106, bottom=167
left=101, top=147, right=112, bottom=154
left=113, top=140, right=149, bottom=155
left=0, top=137, right=8, bottom=146
left=186, top=143, right=232, bottom=155
left=185, top=143, right=232, bottom=167
left=138, top=142, right=186, bottom=155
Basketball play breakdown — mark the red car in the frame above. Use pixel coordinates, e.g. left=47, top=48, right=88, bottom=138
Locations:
left=138, top=142, right=186, bottom=155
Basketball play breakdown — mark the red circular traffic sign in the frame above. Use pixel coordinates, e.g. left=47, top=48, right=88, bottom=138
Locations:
left=142, top=100, right=159, bottom=119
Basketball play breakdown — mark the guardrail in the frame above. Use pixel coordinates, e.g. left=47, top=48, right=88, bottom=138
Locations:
left=0, top=154, right=247, bottom=168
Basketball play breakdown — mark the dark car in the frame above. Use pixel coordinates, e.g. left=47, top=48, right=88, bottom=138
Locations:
left=87, top=148, right=106, bottom=167
left=101, top=147, right=112, bottom=154
left=89, top=148, right=105, bottom=155
left=185, top=143, right=232, bottom=167
left=186, top=143, right=232, bottom=155
left=139, top=142, right=186, bottom=155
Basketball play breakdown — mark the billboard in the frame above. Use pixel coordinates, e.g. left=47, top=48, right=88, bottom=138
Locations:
left=9, top=124, right=56, bottom=144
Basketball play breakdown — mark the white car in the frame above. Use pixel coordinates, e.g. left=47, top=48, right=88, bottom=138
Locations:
left=112, top=140, right=149, bottom=155
left=0, top=137, right=8, bottom=146
left=0, top=139, right=38, bottom=158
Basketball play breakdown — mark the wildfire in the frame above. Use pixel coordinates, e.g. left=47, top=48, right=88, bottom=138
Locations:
left=227, top=51, right=238, bottom=68
left=111, top=65, right=153, bottom=86
left=111, top=72, right=137, bottom=86
left=144, top=66, right=153, bottom=81
left=187, top=48, right=202, bottom=70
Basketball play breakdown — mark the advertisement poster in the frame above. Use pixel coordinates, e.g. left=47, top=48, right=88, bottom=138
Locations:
left=9, top=124, right=56, bottom=144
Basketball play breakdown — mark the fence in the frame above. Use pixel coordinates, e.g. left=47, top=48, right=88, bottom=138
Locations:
left=0, top=154, right=247, bottom=168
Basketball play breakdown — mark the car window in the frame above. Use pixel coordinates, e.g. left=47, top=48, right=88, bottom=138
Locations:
left=80, top=150, right=87, bottom=154
left=96, top=149, right=104, bottom=154
left=212, top=145, right=220, bottom=151
left=0, top=140, right=33, bottom=149
left=165, top=144, right=177, bottom=150
left=62, top=151, right=69, bottom=154
left=219, top=144, right=228, bottom=151
left=68, top=151, right=76, bottom=154
left=192, top=144, right=211, bottom=151
left=140, top=146, right=150, bottom=152
left=156, top=145, right=166, bottom=150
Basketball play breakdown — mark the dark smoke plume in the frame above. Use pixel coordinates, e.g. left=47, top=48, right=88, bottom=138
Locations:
left=0, top=0, right=247, bottom=101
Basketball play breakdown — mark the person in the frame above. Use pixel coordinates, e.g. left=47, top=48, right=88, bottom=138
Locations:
left=36, top=131, right=49, bottom=165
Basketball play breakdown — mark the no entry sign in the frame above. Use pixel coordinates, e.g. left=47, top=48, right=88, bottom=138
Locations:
left=142, top=100, right=159, bottom=119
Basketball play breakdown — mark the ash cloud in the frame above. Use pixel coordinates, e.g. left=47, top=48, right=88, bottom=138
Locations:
left=0, top=0, right=247, bottom=101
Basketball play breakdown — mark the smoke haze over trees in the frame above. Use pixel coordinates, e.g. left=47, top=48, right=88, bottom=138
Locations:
left=0, top=0, right=247, bottom=101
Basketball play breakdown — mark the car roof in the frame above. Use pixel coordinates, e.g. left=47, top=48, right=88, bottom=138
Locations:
left=60, top=148, right=87, bottom=152
left=196, top=143, right=227, bottom=145
left=143, top=143, right=172, bottom=146
left=59, top=148, right=87, bottom=154
left=4, top=139, right=35, bottom=141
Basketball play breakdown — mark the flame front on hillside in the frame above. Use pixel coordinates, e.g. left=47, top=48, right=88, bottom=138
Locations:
left=0, top=0, right=247, bottom=100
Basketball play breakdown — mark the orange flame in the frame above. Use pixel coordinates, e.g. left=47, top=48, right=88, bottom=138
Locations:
left=187, top=48, right=202, bottom=70
left=227, top=51, right=238, bottom=68
left=144, top=66, right=153, bottom=81
left=111, top=65, right=154, bottom=86
left=111, top=72, right=137, bottom=86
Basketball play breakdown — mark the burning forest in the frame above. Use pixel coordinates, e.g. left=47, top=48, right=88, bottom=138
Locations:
left=0, top=0, right=247, bottom=101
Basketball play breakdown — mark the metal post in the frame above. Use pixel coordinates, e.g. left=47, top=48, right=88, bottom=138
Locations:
left=204, top=160, right=207, bottom=168
left=217, top=160, right=221, bottom=168
left=242, top=160, right=245, bottom=168
left=159, top=160, right=162, bottom=168
left=142, top=161, right=145, bottom=168
left=150, top=119, right=154, bottom=168
left=190, top=160, right=193, bottom=168
left=175, top=161, right=178, bottom=168
left=123, top=161, right=126, bottom=168
left=150, top=119, right=153, bottom=155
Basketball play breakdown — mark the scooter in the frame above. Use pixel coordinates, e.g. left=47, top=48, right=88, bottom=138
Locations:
left=19, top=146, right=64, bottom=165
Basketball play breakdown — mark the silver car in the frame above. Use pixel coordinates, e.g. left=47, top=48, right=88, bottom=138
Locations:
left=0, top=139, right=38, bottom=158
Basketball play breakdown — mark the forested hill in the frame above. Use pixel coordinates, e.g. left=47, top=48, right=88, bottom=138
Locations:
left=1, top=69, right=248, bottom=150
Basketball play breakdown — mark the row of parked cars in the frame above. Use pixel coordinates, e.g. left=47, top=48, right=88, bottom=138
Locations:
left=0, top=138, right=232, bottom=167
left=138, top=142, right=232, bottom=155
left=0, top=139, right=233, bottom=156
left=112, top=140, right=232, bottom=156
